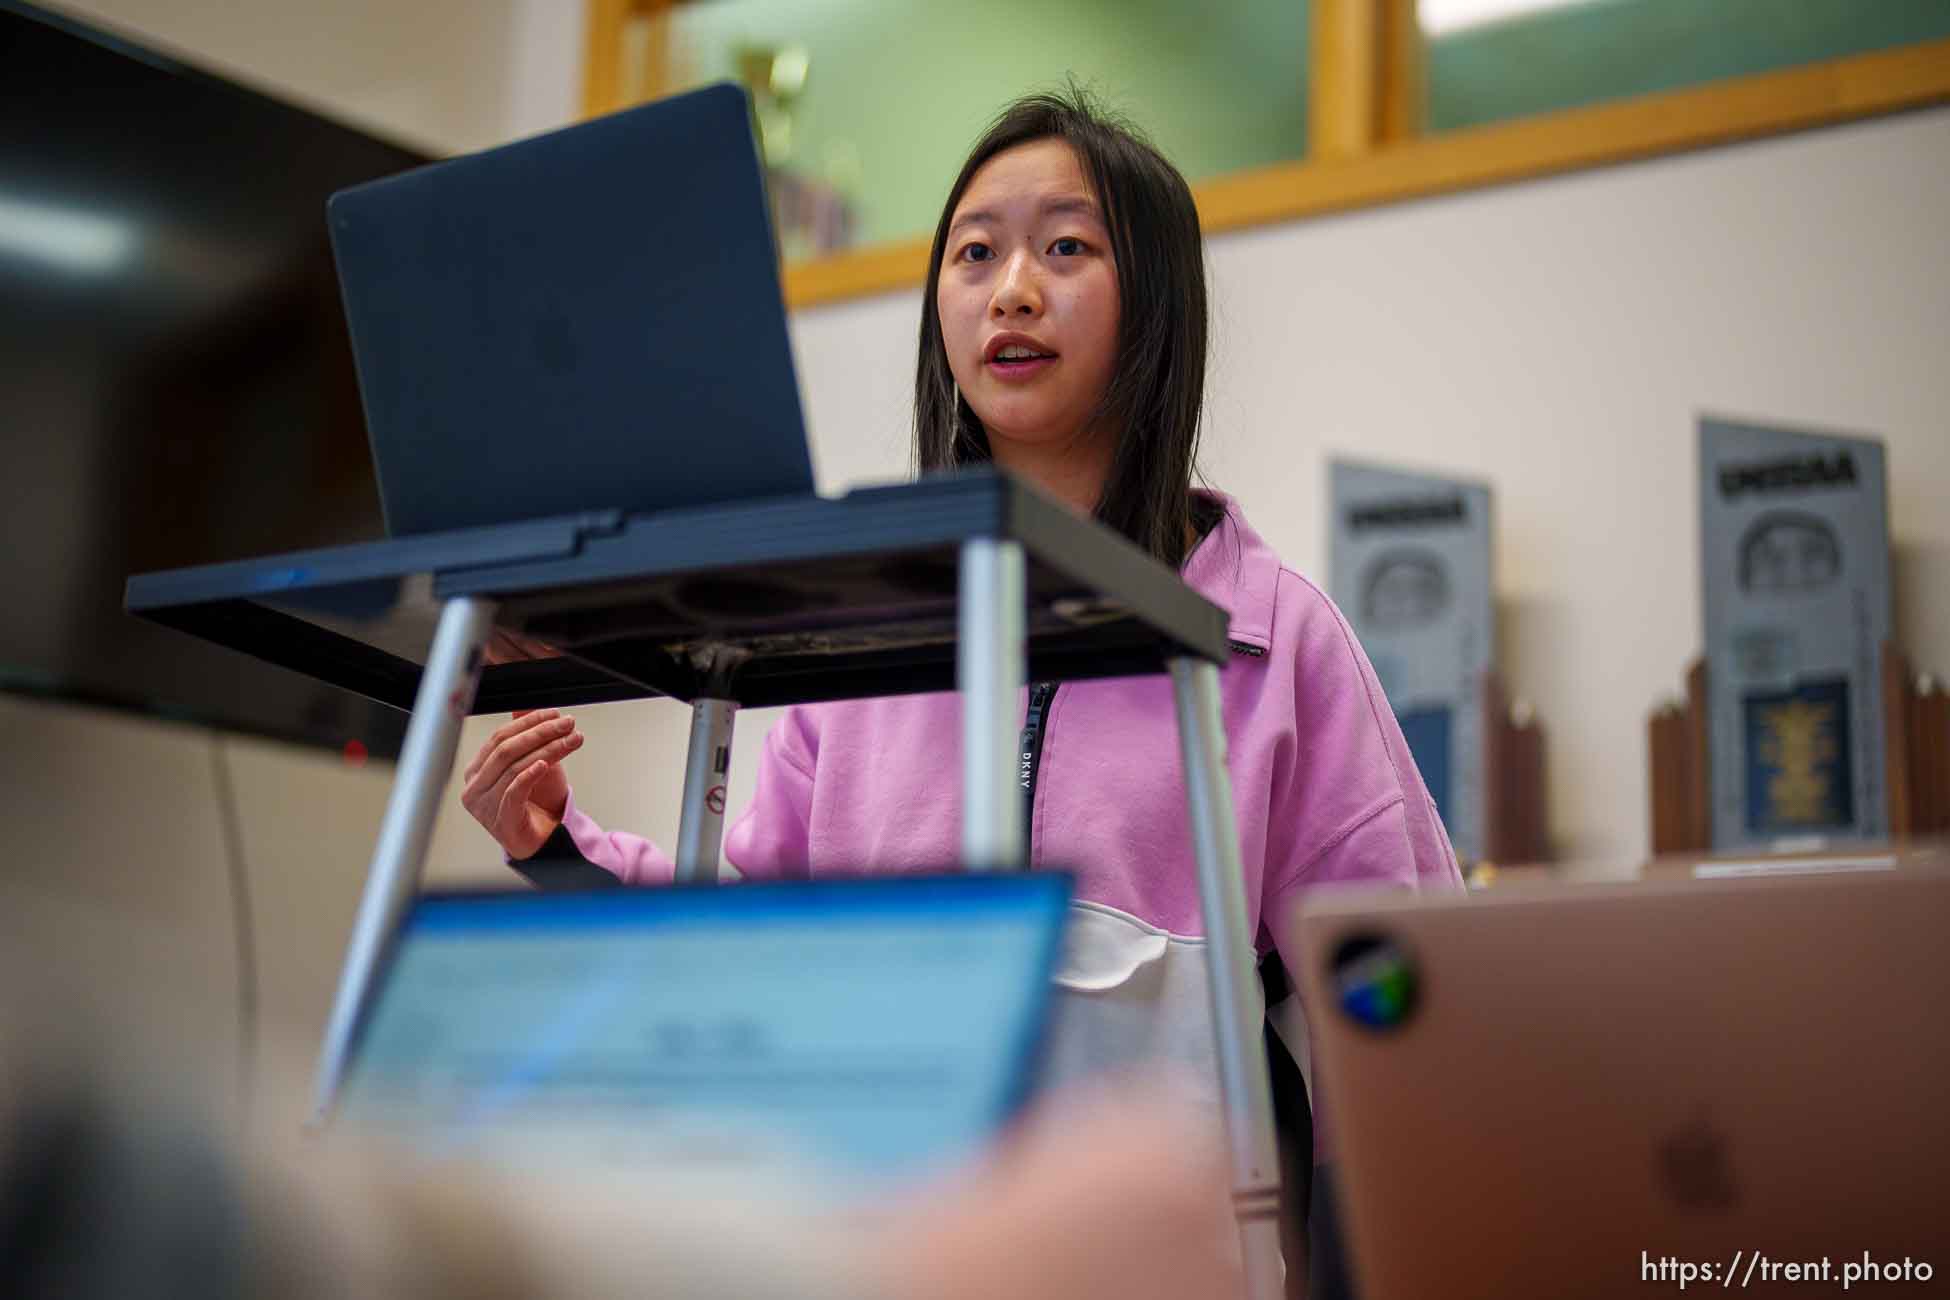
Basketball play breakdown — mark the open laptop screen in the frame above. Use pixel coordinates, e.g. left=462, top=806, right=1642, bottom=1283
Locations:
left=337, top=874, right=1071, bottom=1188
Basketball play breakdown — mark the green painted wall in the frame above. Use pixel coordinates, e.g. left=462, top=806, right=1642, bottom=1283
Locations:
left=672, top=0, right=1310, bottom=248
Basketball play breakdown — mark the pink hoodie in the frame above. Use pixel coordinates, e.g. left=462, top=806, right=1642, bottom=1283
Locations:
left=550, top=493, right=1461, bottom=1117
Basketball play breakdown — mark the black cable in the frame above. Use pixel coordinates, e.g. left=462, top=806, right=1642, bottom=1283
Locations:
left=206, top=733, right=257, bottom=1103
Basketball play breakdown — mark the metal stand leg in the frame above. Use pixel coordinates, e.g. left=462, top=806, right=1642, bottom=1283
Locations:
left=957, top=539, right=1025, bottom=870
left=310, top=596, right=497, bottom=1125
left=1169, top=657, right=1285, bottom=1300
left=675, top=698, right=737, bottom=883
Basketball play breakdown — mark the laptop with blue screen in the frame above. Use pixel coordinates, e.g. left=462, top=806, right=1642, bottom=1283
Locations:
left=335, top=874, right=1071, bottom=1192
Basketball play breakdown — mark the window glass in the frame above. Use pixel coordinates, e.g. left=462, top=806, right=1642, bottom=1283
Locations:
left=1424, top=0, right=1950, bottom=133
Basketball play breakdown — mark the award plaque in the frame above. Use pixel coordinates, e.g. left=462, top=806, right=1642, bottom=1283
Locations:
left=1699, top=416, right=1891, bottom=848
left=1329, top=459, right=1494, bottom=861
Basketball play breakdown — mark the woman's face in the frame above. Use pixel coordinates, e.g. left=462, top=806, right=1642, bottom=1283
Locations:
left=937, top=138, right=1121, bottom=456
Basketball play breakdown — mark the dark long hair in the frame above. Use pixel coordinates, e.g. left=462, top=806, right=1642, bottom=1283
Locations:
left=913, top=86, right=1219, bottom=570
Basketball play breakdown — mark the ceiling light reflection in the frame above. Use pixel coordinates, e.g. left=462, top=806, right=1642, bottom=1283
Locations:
left=1420, top=0, right=1602, bottom=37
left=0, top=194, right=139, bottom=274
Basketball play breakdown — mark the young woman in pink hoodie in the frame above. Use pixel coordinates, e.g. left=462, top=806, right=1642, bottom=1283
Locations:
left=460, top=88, right=1460, bottom=1270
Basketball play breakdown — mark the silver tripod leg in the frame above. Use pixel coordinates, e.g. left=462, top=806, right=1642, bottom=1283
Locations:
left=958, top=538, right=1025, bottom=870
left=1169, top=656, right=1285, bottom=1300
left=674, top=698, right=738, bottom=883
left=309, top=595, right=497, bottom=1126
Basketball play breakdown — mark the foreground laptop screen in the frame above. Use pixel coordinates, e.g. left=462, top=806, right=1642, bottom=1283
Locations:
left=337, top=874, right=1070, bottom=1188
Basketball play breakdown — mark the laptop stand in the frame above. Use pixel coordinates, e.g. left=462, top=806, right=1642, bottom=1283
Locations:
left=127, top=469, right=1285, bottom=1297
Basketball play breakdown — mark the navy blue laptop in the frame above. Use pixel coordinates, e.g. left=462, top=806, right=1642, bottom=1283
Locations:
left=327, top=83, right=815, bottom=537
left=336, top=874, right=1071, bottom=1190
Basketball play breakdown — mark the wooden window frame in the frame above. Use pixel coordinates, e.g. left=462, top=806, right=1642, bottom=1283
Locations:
left=583, top=3, right=1950, bottom=311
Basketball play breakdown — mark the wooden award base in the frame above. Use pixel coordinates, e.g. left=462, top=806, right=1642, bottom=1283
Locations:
left=1482, top=672, right=1549, bottom=865
left=1647, top=644, right=1949, bottom=854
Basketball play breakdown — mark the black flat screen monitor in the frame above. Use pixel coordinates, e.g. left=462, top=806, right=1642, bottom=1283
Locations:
left=1, top=1, right=426, bottom=756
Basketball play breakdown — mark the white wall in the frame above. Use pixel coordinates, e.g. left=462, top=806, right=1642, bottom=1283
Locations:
left=46, top=0, right=582, bottom=153
left=1216, top=106, right=1950, bottom=864
left=7, top=1, right=1947, bottom=1097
